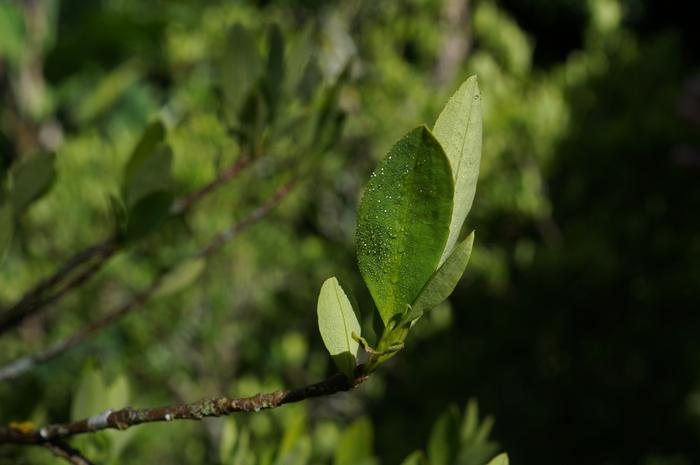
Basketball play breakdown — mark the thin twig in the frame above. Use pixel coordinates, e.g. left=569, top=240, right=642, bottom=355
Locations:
left=0, top=371, right=368, bottom=445
left=42, top=439, right=96, bottom=465
left=0, top=181, right=296, bottom=382
left=0, top=156, right=253, bottom=335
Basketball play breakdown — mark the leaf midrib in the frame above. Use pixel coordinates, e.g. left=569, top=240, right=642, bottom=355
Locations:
left=333, top=282, right=352, bottom=353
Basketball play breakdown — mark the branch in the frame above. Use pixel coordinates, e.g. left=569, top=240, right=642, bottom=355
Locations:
left=0, top=371, right=367, bottom=445
left=0, top=156, right=253, bottom=335
left=42, top=439, right=96, bottom=465
left=0, top=181, right=296, bottom=382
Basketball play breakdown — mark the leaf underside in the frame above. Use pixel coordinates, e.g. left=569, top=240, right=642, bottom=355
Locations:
left=434, top=76, right=482, bottom=265
left=317, top=277, right=361, bottom=377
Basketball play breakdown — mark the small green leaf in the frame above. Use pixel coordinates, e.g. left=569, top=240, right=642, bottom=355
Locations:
left=357, top=126, right=454, bottom=325
left=220, top=24, right=262, bottom=124
left=124, top=120, right=166, bottom=183
left=433, top=76, right=482, bottom=264
left=427, top=405, right=461, bottom=465
left=124, top=144, right=173, bottom=208
left=317, top=277, right=361, bottom=378
left=124, top=191, right=173, bottom=241
left=285, top=26, right=312, bottom=94
left=10, top=153, right=56, bottom=213
left=334, top=417, right=373, bottom=465
left=0, top=202, right=12, bottom=262
left=264, top=23, right=285, bottom=120
left=486, top=453, right=509, bottom=465
left=408, top=231, right=475, bottom=323
left=71, top=364, right=107, bottom=421
left=152, top=258, right=206, bottom=298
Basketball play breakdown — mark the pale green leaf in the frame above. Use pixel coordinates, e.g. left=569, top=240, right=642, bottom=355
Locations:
left=408, top=231, right=475, bottom=323
left=427, top=405, right=460, bottom=465
left=400, top=451, right=425, bottom=465
left=153, top=258, right=206, bottom=298
left=486, top=453, right=509, bottom=465
left=71, top=365, right=106, bottom=421
left=334, top=417, right=373, bottom=465
left=357, top=126, right=454, bottom=325
left=317, top=277, right=360, bottom=377
left=219, top=418, right=238, bottom=463
left=433, top=76, right=482, bottom=265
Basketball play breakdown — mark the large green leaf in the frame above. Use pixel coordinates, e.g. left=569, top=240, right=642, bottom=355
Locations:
left=404, top=232, right=475, bottom=325
left=357, top=126, right=453, bottom=325
left=317, top=277, right=360, bottom=377
left=10, top=153, right=56, bottom=214
left=433, top=76, right=482, bottom=264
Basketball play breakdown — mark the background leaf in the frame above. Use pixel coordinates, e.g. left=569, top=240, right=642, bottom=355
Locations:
left=152, top=258, right=206, bottom=298
left=427, top=405, right=461, bottom=465
left=0, top=202, right=12, bottom=262
left=317, top=277, right=360, bottom=377
left=10, top=153, right=56, bottom=214
left=220, top=24, right=262, bottom=125
left=334, top=417, right=374, bottom=465
left=357, top=126, right=453, bottom=325
left=433, top=76, right=482, bottom=265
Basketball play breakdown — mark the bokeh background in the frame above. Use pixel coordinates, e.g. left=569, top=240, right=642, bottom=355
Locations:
left=1, top=0, right=699, bottom=464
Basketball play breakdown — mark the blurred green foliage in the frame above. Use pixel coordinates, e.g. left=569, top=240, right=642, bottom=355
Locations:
left=1, top=1, right=699, bottom=465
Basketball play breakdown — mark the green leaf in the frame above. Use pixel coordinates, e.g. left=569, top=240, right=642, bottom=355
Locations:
left=264, top=23, right=285, bottom=120
left=73, top=61, right=141, bottom=124
left=124, top=120, right=166, bottom=183
left=124, top=191, right=173, bottom=241
left=152, top=258, right=206, bottom=298
left=400, top=451, right=425, bottom=465
left=124, top=144, right=173, bottom=208
left=285, top=26, right=312, bottom=94
left=486, top=453, right=509, bottom=465
left=219, top=418, right=238, bottom=463
left=105, top=375, right=134, bottom=460
left=317, top=277, right=360, bottom=378
left=406, top=231, right=475, bottom=324
left=10, top=153, right=56, bottom=214
left=357, top=126, right=454, bottom=325
left=427, top=405, right=461, bottom=465
left=433, top=76, right=482, bottom=265
left=0, top=202, right=12, bottom=262
left=220, top=24, right=262, bottom=124
left=71, top=364, right=107, bottom=421
left=334, top=417, right=373, bottom=465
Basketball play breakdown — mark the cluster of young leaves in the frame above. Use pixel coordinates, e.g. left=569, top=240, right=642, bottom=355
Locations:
left=317, top=76, right=482, bottom=377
